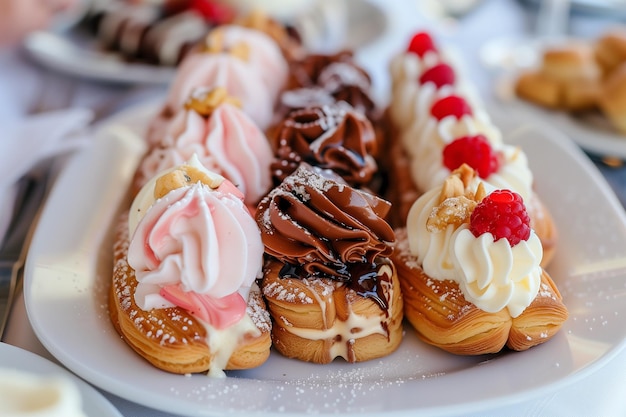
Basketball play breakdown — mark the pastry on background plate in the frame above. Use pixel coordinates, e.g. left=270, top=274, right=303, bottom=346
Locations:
left=598, top=62, right=626, bottom=134
left=515, top=42, right=601, bottom=111
left=594, top=27, right=626, bottom=78
left=256, top=163, right=403, bottom=364
left=392, top=165, right=568, bottom=355
left=110, top=156, right=271, bottom=376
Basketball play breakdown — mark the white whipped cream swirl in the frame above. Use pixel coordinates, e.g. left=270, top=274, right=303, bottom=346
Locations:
left=407, top=180, right=543, bottom=317
left=452, top=224, right=542, bottom=317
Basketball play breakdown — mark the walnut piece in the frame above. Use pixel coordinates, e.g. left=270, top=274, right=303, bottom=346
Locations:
left=154, top=166, right=223, bottom=199
left=428, top=164, right=488, bottom=232
left=427, top=196, right=477, bottom=232
left=202, top=28, right=250, bottom=61
left=184, top=87, right=242, bottom=117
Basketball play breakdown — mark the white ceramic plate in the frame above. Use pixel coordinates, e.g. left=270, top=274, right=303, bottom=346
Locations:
left=493, top=72, right=626, bottom=159
left=24, top=102, right=626, bottom=416
left=0, top=342, right=122, bottom=417
left=23, top=0, right=387, bottom=85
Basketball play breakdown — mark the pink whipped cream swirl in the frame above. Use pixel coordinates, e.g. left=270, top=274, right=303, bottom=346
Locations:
left=162, top=53, right=274, bottom=131
left=127, top=182, right=264, bottom=329
left=137, top=102, right=274, bottom=207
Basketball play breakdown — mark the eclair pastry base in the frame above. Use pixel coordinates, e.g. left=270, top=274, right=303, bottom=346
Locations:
left=392, top=228, right=568, bottom=355
left=109, top=213, right=272, bottom=374
left=260, top=258, right=404, bottom=364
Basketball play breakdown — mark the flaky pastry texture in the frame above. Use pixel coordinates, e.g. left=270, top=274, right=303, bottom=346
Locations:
left=392, top=228, right=568, bottom=355
left=260, top=258, right=404, bottom=364
left=109, top=213, right=271, bottom=374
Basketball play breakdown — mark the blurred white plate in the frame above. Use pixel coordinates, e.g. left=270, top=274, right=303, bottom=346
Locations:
left=23, top=101, right=626, bottom=416
left=494, top=72, right=626, bottom=159
left=23, top=31, right=176, bottom=85
left=0, top=343, right=122, bottom=417
left=23, top=0, right=388, bottom=85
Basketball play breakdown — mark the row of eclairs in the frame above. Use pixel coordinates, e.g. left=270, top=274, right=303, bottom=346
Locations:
left=108, top=13, right=568, bottom=377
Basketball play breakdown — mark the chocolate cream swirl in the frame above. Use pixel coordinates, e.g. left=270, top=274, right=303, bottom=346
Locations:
left=271, top=103, right=378, bottom=185
left=256, top=164, right=394, bottom=281
left=286, top=50, right=378, bottom=121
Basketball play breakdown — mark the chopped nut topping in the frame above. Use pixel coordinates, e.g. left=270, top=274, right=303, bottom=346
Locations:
left=154, top=166, right=223, bottom=199
left=184, top=87, right=242, bottom=117
left=235, top=10, right=289, bottom=47
left=427, top=196, right=477, bottom=231
left=428, top=164, right=487, bottom=231
left=202, top=29, right=250, bottom=61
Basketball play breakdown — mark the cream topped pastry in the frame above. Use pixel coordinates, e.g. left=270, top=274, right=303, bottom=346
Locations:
left=201, top=24, right=288, bottom=97
left=110, top=157, right=272, bottom=376
left=257, top=163, right=404, bottom=364
left=128, top=176, right=260, bottom=323
left=401, top=94, right=502, bottom=159
left=139, top=87, right=274, bottom=208
left=400, top=92, right=555, bottom=264
left=385, top=31, right=558, bottom=261
left=270, top=102, right=378, bottom=186
left=389, top=31, right=441, bottom=90
left=392, top=165, right=567, bottom=354
left=286, top=50, right=380, bottom=122
left=233, top=9, right=305, bottom=61
left=158, top=25, right=287, bottom=132
left=406, top=166, right=541, bottom=316
left=404, top=101, right=530, bottom=196
left=388, top=30, right=483, bottom=133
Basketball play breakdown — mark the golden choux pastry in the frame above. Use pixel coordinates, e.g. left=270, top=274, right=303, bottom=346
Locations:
left=594, top=28, right=626, bottom=77
left=516, top=43, right=601, bottom=111
left=598, top=62, right=626, bottom=134
left=256, top=164, right=404, bottom=364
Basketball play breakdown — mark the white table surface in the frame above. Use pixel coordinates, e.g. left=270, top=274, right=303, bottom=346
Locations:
left=3, top=1, right=626, bottom=416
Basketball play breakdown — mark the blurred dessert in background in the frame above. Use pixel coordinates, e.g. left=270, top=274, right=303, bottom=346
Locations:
left=514, top=26, right=626, bottom=135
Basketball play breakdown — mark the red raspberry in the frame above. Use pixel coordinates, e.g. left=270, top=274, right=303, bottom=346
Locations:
left=188, top=0, right=235, bottom=24
left=419, top=63, right=455, bottom=88
left=442, top=135, right=500, bottom=179
left=407, top=31, right=437, bottom=57
left=470, top=190, right=531, bottom=246
left=430, top=95, right=472, bottom=120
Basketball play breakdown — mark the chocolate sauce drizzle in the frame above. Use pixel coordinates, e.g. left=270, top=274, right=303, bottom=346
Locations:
left=278, top=257, right=393, bottom=313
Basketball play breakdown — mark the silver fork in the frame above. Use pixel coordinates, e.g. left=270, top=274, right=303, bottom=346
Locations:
left=0, top=172, right=50, bottom=339
left=0, top=72, right=76, bottom=340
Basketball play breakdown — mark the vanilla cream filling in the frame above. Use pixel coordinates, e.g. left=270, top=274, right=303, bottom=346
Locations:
left=279, top=265, right=395, bottom=362
left=202, top=313, right=259, bottom=378
left=284, top=311, right=387, bottom=361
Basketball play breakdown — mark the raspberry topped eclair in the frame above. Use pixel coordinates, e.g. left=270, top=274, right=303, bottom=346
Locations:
left=256, top=163, right=403, bottom=364
left=391, top=165, right=568, bottom=355
left=110, top=156, right=271, bottom=376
